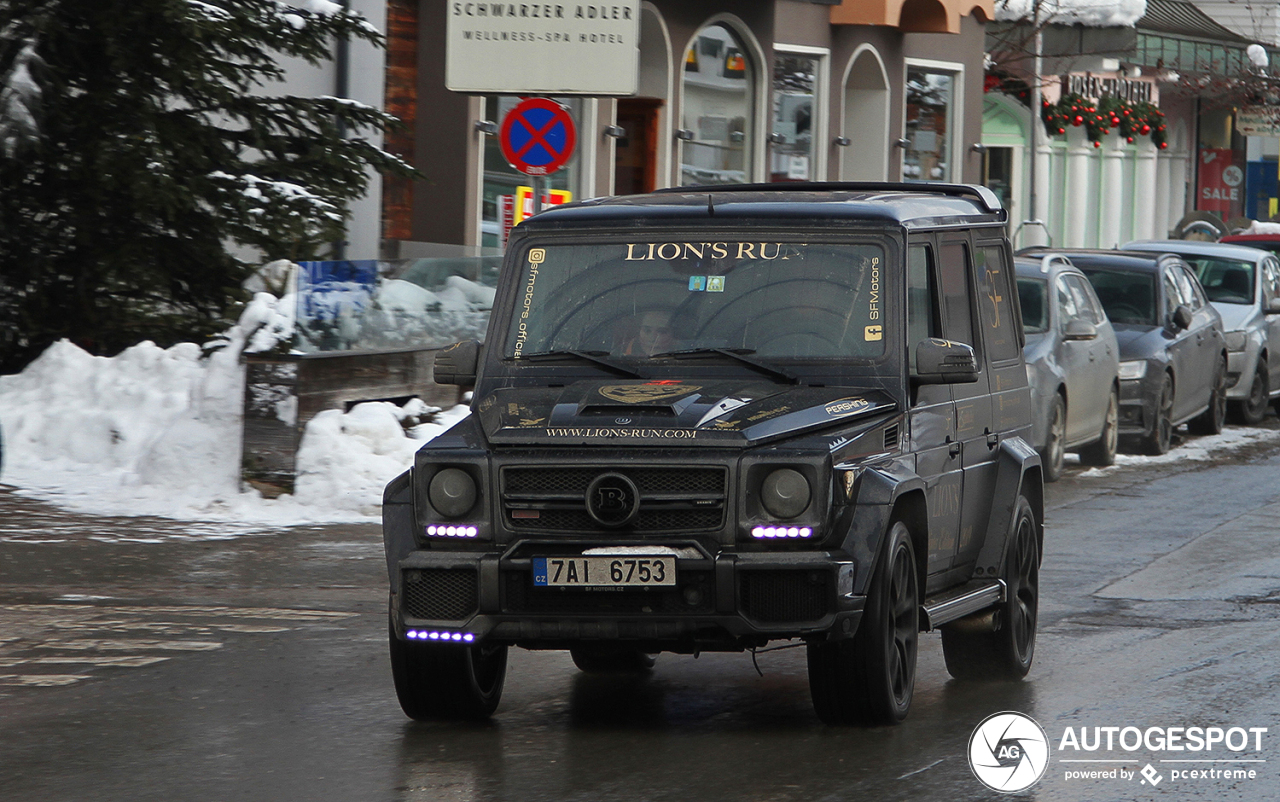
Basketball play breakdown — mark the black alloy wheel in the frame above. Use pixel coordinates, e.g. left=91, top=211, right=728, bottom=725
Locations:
left=807, top=520, right=918, bottom=725
left=940, top=495, right=1039, bottom=680
left=389, top=611, right=508, bottom=721
left=1079, top=386, right=1118, bottom=467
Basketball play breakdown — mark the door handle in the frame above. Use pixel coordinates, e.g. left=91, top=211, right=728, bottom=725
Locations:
left=949, top=442, right=961, bottom=458
left=986, top=431, right=1000, bottom=449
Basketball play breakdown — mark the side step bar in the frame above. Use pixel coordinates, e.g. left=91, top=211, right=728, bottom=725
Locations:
left=920, top=580, right=1005, bottom=631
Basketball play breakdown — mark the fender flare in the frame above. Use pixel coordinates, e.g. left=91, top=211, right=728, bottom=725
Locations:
left=973, top=437, right=1044, bottom=576
left=382, top=469, right=416, bottom=594
left=843, top=466, right=927, bottom=595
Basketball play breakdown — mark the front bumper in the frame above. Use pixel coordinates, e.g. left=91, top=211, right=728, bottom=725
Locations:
left=391, top=544, right=863, bottom=651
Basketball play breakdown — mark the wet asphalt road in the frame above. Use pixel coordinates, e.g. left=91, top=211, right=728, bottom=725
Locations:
left=4, top=424, right=1280, bottom=801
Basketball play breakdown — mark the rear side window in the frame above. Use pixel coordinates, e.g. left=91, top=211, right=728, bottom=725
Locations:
left=939, top=242, right=975, bottom=348
left=1017, top=278, right=1048, bottom=334
left=974, top=245, right=1019, bottom=362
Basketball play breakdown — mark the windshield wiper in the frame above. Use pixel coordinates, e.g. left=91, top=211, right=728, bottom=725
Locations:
left=649, top=347, right=800, bottom=384
left=511, top=350, right=648, bottom=378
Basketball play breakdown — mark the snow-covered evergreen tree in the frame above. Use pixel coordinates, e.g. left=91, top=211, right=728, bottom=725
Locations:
left=0, top=0, right=412, bottom=372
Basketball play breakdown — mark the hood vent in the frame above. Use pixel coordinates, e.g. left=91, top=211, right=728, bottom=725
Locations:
left=883, top=423, right=900, bottom=452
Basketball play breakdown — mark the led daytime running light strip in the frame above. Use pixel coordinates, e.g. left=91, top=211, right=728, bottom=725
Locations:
left=406, top=629, right=476, bottom=643
left=752, top=526, right=813, bottom=539
left=425, top=524, right=478, bottom=538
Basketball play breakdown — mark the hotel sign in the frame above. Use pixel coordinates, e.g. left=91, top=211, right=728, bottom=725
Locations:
left=446, top=3, right=641, bottom=95
left=1060, top=73, right=1157, bottom=105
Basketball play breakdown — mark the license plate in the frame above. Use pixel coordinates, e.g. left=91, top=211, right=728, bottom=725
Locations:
left=533, top=556, right=676, bottom=587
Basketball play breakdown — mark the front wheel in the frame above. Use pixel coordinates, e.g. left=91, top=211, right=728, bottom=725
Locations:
left=1078, top=386, right=1118, bottom=467
left=389, top=615, right=508, bottom=721
left=1040, top=394, right=1066, bottom=482
left=941, top=495, right=1039, bottom=680
left=1230, top=361, right=1269, bottom=426
left=807, top=520, right=918, bottom=725
left=1140, top=373, right=1174, bottom=455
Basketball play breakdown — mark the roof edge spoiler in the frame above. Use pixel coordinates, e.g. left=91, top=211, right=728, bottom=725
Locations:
left=654, top=181, right=1004, bottom=216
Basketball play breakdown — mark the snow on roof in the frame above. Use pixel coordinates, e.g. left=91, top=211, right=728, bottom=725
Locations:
left=996, top=0, right=1148, bottom=27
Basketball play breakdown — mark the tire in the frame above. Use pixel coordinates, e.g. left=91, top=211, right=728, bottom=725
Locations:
left=1039, top=394, right=1066, bottom=482
left=1230, top=361, right=1269, bottom=426
left=1078, top=386, right=1118, bottom=467
left=1141, top=373, right=1174, bottom=455
left=389, top=614, right=508, bottom=721
left=570, top=647, right=657, bottom=673
left=941, top=496, right=1039, bottom=681
left=807, top=520, right=918, bottom=725
left=1189, top=354, right=1227, bottom=435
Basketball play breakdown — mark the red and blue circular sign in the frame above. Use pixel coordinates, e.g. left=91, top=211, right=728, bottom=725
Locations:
left=499, top=97, right=577, bottom=177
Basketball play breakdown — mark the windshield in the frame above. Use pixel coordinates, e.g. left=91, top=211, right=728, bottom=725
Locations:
left=1016, top=277, right=1048, bottom=334
left=504, top=239, right=889, bottom=361
left=1079, top=268, right=1157, bottom=326
left=1183, top=257, right=1254, bottom=304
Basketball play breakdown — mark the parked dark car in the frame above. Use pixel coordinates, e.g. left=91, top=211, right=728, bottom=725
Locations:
left=1015, top=254, right=1120, bottom=480
left=1125, top=240, right=1280, bottom=423
left=1022, top=248, right=1227, bottom=454
left=385, top=183, right=1044, bottom=726
left=1219, top=232, right=1280, bottom=257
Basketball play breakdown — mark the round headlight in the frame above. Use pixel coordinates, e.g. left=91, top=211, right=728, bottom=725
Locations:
left=761, top=468, right=810, bottom=519
left=429, top=468, right=476, bottom=518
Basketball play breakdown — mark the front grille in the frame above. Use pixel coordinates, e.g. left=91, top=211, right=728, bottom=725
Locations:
left=502, top=465, right=727, bottom=533
left=402, top=568, right=478, bottom=621
left=739, top=570, right=833, bottom=623
left=501, top=570, right=715, bottom=615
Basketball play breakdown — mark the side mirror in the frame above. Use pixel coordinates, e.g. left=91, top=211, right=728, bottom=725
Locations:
left=914, top=338, right=980, bottom=385
left=1172, top=305, right=1194, bottom=331
left=1267, top=297, right=1280, bottom=314
left=1062, top=318, right=1098, bottom=341
left=433, top=340, right=481, bottom=386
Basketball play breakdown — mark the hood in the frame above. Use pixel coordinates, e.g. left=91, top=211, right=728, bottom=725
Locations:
left=1212, top=301, right=1258, bottom=334
left=475, top=379, right=897, bottom=447
left=1111, top=324, right=1167, bottom=360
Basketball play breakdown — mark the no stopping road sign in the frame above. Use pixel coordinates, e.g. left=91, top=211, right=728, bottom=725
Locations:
left=499, top=97, right=577, bottom=177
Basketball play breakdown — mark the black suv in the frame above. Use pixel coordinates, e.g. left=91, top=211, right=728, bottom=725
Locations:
left=383, top=183, right=1044, bottom=725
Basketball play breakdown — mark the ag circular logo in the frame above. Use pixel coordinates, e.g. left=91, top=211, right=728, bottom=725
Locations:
left=968, top=711, right=1051, bottom=793
left=585, top=473, right=640, bottom=528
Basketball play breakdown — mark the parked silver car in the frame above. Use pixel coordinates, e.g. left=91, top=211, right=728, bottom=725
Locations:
left=1125, top=240, right=1280, bottom=424
left=1015, top=254, right=1121, bottom=480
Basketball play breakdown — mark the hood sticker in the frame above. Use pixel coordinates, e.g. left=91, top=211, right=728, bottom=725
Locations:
left=825, top=397, right=871, bottom=417
left=544, top=427, right=699, bottom=440
left=598, top=384, right=701, bottom=404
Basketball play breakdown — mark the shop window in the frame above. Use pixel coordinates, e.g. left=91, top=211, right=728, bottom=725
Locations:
left=904, top=64, right=958, bottom=182
left=680, top=23, right=755, bottom=186
left=770, top=50, right=825, bottom=182
left=480, top=96, right=582, bottom=251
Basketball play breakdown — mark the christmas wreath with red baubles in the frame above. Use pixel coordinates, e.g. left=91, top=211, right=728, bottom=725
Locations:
left=1041, top=92, right=1168, bottom=149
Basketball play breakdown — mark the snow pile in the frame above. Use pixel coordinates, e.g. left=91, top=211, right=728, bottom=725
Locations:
left=1077, top=426, right=1280, bottom=477
left=996, top=0, right=1147, bottom=27
left=0, top=298, right=469, bottom=524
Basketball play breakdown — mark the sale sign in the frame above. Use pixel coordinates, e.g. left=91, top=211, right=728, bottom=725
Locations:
left=1198, top=148, right=1243, bottom=216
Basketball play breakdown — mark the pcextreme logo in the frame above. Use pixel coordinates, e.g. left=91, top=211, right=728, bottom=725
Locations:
left=968, top=711, right=1051, bottom=793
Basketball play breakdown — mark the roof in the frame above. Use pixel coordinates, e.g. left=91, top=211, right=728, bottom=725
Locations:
left=1124, top=239, right=1273, bottom=262
left=1020, top=248, right=1178, bottom=272
left=1137, top=0, right=1252, bottom=44
left=522, top=182, right=1007, bottom=232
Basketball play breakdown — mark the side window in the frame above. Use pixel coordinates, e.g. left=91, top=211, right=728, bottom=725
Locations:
left=1063, top=275, right=1102, bottom=324
left=1056, top=276, right=1081, bottom=323
left=974, top=245, right=1020, bottom=361
left=938, top=242, right=975, bottom=349
left=907, top=244, right=939, bottom=355
left=1265, top=258, right=1280, bottom=304
left=1173, top=266, right=1201, bottom=309
left=1162, top=272, right=1182, bottom=321
left=1183, top=267, right=1210, bottom=307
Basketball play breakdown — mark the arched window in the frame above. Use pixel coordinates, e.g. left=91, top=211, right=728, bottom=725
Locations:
left=680, top=23, right=755, bottom=185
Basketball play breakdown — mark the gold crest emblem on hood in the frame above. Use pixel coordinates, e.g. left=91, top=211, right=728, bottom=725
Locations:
left=598, top=384, right=702, bottom=404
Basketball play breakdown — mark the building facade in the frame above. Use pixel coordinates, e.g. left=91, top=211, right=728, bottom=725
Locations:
left=377, top=0, right=995, bottom=258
